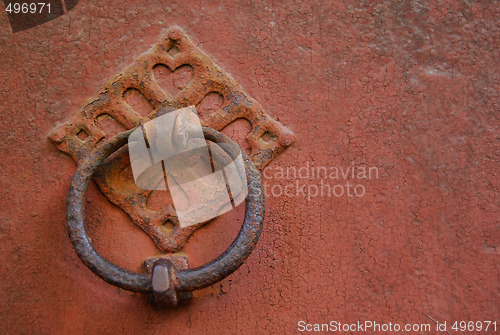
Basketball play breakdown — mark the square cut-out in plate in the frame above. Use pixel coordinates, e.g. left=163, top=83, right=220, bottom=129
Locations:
left=48, top=26, right=295, bottom=253
left=76, top=129, right=89, bottom=141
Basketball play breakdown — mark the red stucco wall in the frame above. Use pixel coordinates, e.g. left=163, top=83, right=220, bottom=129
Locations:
left=0, top=1, right=498, bottom=334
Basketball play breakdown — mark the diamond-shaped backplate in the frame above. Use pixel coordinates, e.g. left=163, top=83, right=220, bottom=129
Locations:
left=49, top=26, right=295, bottom=253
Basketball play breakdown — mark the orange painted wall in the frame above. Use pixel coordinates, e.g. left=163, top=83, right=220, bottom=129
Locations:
left=0, top=1, right=498, bottom=334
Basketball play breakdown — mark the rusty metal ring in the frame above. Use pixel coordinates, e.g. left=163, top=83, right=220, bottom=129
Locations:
left=66, top=127, right=264, bottom=299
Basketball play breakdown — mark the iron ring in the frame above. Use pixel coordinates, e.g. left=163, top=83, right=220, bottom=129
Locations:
left=66, top=127, right=265, bottom=303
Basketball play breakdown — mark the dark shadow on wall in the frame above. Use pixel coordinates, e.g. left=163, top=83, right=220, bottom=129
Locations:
left=3, top=0, right=78, bottom=32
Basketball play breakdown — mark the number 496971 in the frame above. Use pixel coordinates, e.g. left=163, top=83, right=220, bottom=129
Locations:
left=452, top=321, right=497, bottom=332
left=6, top=2, right=51, bottom=14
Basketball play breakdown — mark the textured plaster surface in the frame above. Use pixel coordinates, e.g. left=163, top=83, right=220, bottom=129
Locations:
left=0, top=1, right=498, bottom=334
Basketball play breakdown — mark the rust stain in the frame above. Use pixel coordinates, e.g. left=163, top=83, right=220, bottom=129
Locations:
left=48, top=26, right=294, bottom=253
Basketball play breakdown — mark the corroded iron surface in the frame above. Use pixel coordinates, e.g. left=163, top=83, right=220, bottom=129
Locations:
left=66, top=127, right=264, bottom=305
left=49, top=26, right=293, bottom=253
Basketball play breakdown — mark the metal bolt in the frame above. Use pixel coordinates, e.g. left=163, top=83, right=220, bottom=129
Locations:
left=152, top=265, right=170, bottom=293
left=279, top=132, right=296, bottom=147
left=169, top=28, right=183, bottom=41
left=150, top=260, right=179, bottom=307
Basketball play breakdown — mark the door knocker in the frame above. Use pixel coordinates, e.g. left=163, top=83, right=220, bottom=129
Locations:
left=49, top=26, right=295, bottom=306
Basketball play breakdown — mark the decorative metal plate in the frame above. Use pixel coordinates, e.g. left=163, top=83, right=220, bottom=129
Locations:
left=49, top=26, right=295, bottom=253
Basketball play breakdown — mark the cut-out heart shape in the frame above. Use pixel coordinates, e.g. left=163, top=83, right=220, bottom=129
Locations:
left=153, top=64, right=194, bottom=98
